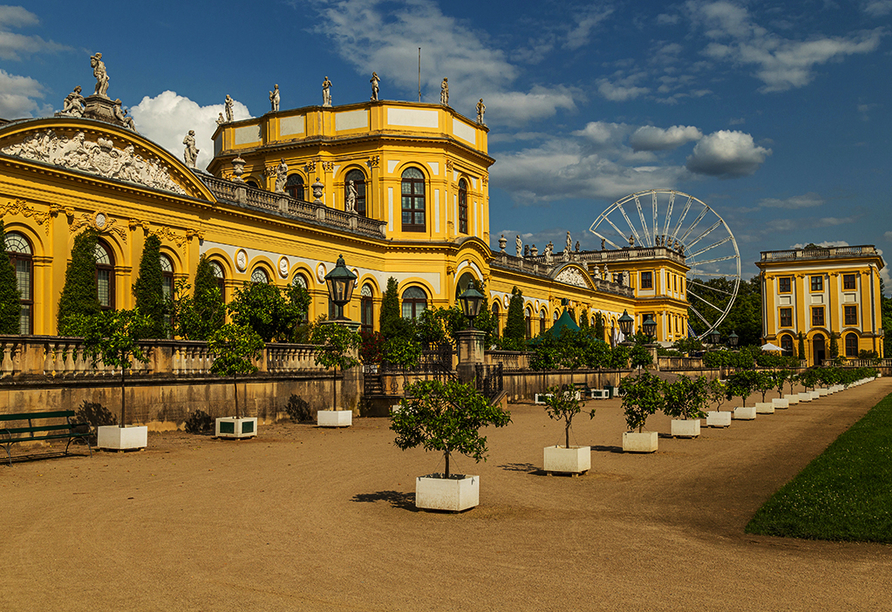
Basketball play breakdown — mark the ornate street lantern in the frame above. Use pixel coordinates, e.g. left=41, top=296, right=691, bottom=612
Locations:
left=618, top=310, right=633, bottom=337
left=324, top=255, right=357, bottom=320
left=728, top=331, right=739, bottom=347
left=642, top=315, right=657, bottom=340
left=708, top=328, right=721, bottom=345
left=458, top=280, right=485, bottom=329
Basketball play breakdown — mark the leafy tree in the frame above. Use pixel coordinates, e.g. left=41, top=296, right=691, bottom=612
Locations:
left=593, top=312, right=605, bottom=342
left=0, top=220, right=21, bottom=334
left=725, top=369, right=760, bottom=407
left=174, top=255, right=226, bottom=341
left=543, top=384, right=595, bottom=448
left=629, top=343, right=653, bottom=369
left=708, top=378, right=728, bottom=412
left=359, top=330, right=385, bottom=364
left=391, top=379, right=511, bottom=478
left=58, top=230, right=101, bottom=336
left=312, top=322, right=362, bottom=412
left=754, top=371, right=776, bottom=403
left=379, top=277, right=404, bottom=338
left=662, top=375, right=709, bottom=420
left=799, top=368, right=820, bottom=391
left=619, top=371, right=664, bottom=433
left=133, top=234, right=167, bottom=338
left=228, top=280, right=310, bottom=342
left=79, top=308, right=152, bottom=426
left=774, top=369, right=792, bottom=397
left=503, top=286, right=526, bottom=350
left=828, top=332, right=840, bottom=360
left=798, top=332, right=806, bottom=362
left=687, top=275, right=762, bottom=347
left=208, top=323, right=265, bottom=419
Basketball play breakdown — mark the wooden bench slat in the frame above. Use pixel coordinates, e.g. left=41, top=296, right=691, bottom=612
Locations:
left=0, top=410, right=76, bottom=421
left=2, top=424, right=79, bottom=435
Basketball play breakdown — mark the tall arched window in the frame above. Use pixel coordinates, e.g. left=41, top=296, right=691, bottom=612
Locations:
left=458, top=178, right=468, bottom=234
left=251, top=267, right=269, bottom=284
left=209, top=260, right=225, bottom=301
left=780, top=334, right=794, bottom=355
left=5, top=232, right=32, bottom=334
left=813, top=333, right=826, bottom=365
left=361, top=283, right=374, bottom=333
left=491, top=301, right=500, bottom=338
left=401, top=286, right=427, bottom=319
left=94, top=241, right=115, bottom=311
left=293, top=273, right=309, bottom=322
left=845, top=333, right=859, bottom=358
left=539, top=309, right=546, bottom=335
left=401, top=167, right=426, bottom=232
left=525, top=308, right=532, bottom=339
left=285, top=174, right=304, bottom=201
left=160, top=254, right=174, bottom=301
left=344, top=169, right=367, bottom=217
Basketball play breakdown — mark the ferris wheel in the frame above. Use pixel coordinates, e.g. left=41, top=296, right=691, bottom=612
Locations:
left=589, top=189, right=741, bottom=338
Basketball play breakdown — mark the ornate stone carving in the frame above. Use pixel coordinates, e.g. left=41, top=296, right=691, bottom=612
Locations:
left=366, top=156, right=379, bottom=168
left=515, top=235, right=522, bottom=258
left=440, top=78, right=449, bottom=105
left=0, top=199, right=67, bottom=236
left=1, top=130, right=187, bottom=195
left=224, top=95, right=234, bottom=122
left=183, top=130, right=198, bottom=168
left=322, top=161, right=334, bottom=173
left=90, top=53, right=109, bottom=97
left=499, top=234, right=506, bottom=253
left=370, top=72, right=379, bottom=102
left=269, top=84, right=279, bottom=112
left=61, top=86, right=85, bottom=117
left=476, top=98, right=485, bottom=125
left=446, top=159, right=454, bottom=172
left=274, top=159, right=288, bottom=193
left=70, top=211, right=126, bottom=242
left=322, top=76, right=332, bottom=107
left=345, top=180, right=357, bottom=213
left=304, top=161, right=316, bottom=174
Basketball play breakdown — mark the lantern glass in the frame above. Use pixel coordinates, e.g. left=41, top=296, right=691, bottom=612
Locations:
left=709, top=329, right=721, bottom=345
left=458, top=280, right=485, bottom=327
left=728, top=331, right=739, bottom=347
left=618, top=310, right=633, bottom=336
left=324, top=255, right=357, bottom=318
left=643, top=315, right=656, bottom=339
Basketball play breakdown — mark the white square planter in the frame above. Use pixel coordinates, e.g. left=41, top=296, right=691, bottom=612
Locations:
left=670, top=419, right=701, bottom=438
left=622, top=431, right=658, bottom=453
left=317, top=410, right=352, bottom=427
left=785, top=394, right=800, bottom=405
left=215, top=417, right=258, bottom=439
left=755, top=402, right=775, bottom=414
left=706, top=411, right=732, bottom=427
left=97, top=425, right=147, bottom=450
left=415, top=474, right=479, bottom=512
left=773, top=398, right=789, bottom=409
left=543, top=445, right=591, bottom=474
left=817, top=388, right=829, bottom=397
left=733, top=406, right=757, bottom=420
left=810, top=390, right=821, bottom=400
left=799, top=392, right=812, bottom=402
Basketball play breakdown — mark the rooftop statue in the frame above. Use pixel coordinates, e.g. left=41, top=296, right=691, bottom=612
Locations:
left=322, top=76, right=332, bottom=107
left=183, top=130, right=199, bottom=168
left=274, top=159, right=288, bottom=193
left=62, top=86, right=85, bottom=117
left=90, top=53, right=109, bottom=97
left=224, top=95, right=234, bottom=122
left=440, top=78, right=448, bottom=105
left=345, top=180, right=357, bottom=213
left=476, top=98, right=486, bottom=125
left=113, top=99, right=136, bottom=132
left=270, top=84, right=279, bottom=112
left=370, top=72, right=379, bottom=102
left=516, top=235, right=522, bottom=258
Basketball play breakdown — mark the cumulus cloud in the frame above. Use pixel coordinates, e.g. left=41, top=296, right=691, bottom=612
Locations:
left=689, top=1, right=884, bottom=92
left=130, top=91, right=252, bottom=170
left=597, top=77, right=649, bottom=101
left=0, top=5, right=71, bottom=61
left=0, top=68, right=50, bottom=118
left=307, top=0, right=577, bottom=125
left=864, top=1, right=892, bottom=17
left=686, top=130, right=771, bottom=177
left=630, top=125, right=703, bottom=151
left=757, top=192, right=824, bottom=209
left=564, top=6, right=613, bottom=50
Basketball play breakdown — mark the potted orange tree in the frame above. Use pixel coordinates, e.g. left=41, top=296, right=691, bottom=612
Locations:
left=542, top=384, right=595, bottom=474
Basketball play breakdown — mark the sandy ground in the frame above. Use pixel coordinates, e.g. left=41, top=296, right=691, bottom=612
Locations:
left=2, top=381, right=891, bottom=612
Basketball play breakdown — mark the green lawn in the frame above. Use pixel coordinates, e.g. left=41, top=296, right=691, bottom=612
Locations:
left=746, top=391, right=892, bottom=543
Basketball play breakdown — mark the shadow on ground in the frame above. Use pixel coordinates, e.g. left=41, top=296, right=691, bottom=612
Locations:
left=351, top=490, right=418, bottom=511
left=590, top=444, right=624, bottom=453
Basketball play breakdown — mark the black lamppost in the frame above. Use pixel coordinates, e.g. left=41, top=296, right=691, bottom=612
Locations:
left=458, top=280, right=485, bottom=330
left=324, top=254, right=357, bottom=322
left=708, top=328, right=721, bottom=346
left=642, top=315, right=657, bottom=340
left=728, top=331, right=739, bottom=348
left=618, top=310, right=633, bottom=339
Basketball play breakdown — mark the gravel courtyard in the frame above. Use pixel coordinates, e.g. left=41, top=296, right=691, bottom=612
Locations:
left=2, top=380, right=890, bottom=611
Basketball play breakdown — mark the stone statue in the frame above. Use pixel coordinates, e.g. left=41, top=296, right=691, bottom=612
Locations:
left=370, top=72, right=379, bottom=101
left=628, top=233, right=635, bottom=247
left=183, top=130, right=199, bottom=168
left=270, top=84, right=279, bottom=112
left=113, top=99, right=136, bottom=131
left=531, top=244, right=538, bottom=257
left=345, top=180, right=357, bottom=213
left=499, top=234, right=507, bottom=253
left=544, top=242, right=553, bottom=265
left=622, top=271, right=630, bottom=286
left=593, top=265, right=601, bottom=280
left=476, top=98, right=486, bottom=124
left=440, top=78, right=448, bottom=105
left=600, top=238, right=605, bottom=250
left=90, top=53, right=109, bottom=97
left=575, top=240, right=580, bottom=252
left=62, top=86, right=85, bottom=116
left=274, top=159, right=288, bottom=193
left=322, top=76, right=332, bottom=107
left=602, top=264, right=609, bottom=280
left=516, top=235, right=522, bottom=258
left=565, top=231, right=572, bottom=252
left=224, top=95, right=234, bottom=122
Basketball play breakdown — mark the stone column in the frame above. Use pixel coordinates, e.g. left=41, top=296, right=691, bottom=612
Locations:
left=455, top=329, right=485, bottom=384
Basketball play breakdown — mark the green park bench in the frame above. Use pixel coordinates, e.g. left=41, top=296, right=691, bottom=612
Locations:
left=0, top=410, right=93, bottom=465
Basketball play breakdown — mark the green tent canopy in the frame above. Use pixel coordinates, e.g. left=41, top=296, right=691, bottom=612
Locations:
left=530, top=309, right=581, bottom=344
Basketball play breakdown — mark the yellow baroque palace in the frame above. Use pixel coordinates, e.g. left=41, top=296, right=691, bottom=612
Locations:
left=0, top=97, right=691, bottom=341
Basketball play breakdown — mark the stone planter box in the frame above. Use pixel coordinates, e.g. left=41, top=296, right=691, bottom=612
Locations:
left=215, top=417, right=257, bottom=439
left=773, top=398, right=789, bottom=409
left=755, top=402, right=775, bottom=414
left=706, top=411, right=732, bottom=427
left=543, top=445, right=590, bottom=474
left=817, top=388, right=829, bottom=397
left=97, top=425, right=147, bottom=450
left=317, top=410, right=352, bottom=427
left=670, top=419, right=701, bottom=438
left=799, top=392, right=812, bottom=402
left=785, top=394, right=800, bottom=405
left=810, top=390, right=821, bottom=400
left=622, top=431, right=658, bottom=453
left=415, top=474, right=479, bottom=512
left=733, top=406, right=757, bottom=420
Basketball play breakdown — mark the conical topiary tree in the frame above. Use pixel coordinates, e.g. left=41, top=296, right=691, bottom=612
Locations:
left=133, top=234, right=166, bottom=338
left=503, top=286, right=525, bottom=350
left=58, top=230, right=101, bottom=336
left=0, top=220, right=22, bottom=334
left=379, top=276, right=401, bottom=338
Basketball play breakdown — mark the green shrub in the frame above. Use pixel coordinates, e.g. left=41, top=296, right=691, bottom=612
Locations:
left=184, top=410, right=214, bottom=434
left=285, top=394, right=312, bottom=422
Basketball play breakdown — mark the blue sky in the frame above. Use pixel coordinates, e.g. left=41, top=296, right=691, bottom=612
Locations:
left=3, top=0, right=892, bottom=285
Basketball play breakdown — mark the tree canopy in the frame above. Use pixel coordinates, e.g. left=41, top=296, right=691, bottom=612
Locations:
left=0, top=220, right=22, bottom=334
left=58, top=230, right=101, bottom=336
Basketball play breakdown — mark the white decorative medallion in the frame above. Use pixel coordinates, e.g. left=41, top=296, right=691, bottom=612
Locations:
left=235, top=249, right=248, bottom=272
left=316, top=262, right=327, bottom=283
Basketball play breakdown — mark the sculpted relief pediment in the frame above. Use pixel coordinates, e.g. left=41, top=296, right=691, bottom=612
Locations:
left=1, top=128, right=188, bottom=196
left=554, top=265, right=592, bottom=289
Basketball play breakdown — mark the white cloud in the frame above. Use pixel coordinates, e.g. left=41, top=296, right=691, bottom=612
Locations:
left=630, top=125, right=703, bottom=151
left=0, top=6, right=71, bottom=61
left=688, top=1, right=884, bottom=92
left=789, top=240, right=850, bottom=248
left=686, top=130, right=771, bottom=177
left=130, top=91, right=252, bottom=170
left=0, top=68, right=50, bottom=118
left=308, top=0, right=576, bottom=125
left=597, top=77, right=649, bottom=101
left=864, top=1, right=892, bottom=17
left=758, top=192, right=824, bottom=209
left=564, top=6, right=613, bottom=50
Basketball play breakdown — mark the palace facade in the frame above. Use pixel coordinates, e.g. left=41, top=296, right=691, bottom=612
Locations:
left=0, top=94, right=691, bottom=342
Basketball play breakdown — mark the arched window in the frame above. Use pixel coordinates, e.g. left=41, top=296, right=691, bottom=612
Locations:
left=780, top=334, right=794, bottom=355
left=539, top=309, right=547, bottom=335
left=525, top=307, right=532, bottom=339
left=845, top=333, right=859, bottom=358
left=813, top=333, right=826, bottom=365
left=580, top=313, right=588, bottom=327
left=401, top=286, right=427, bottom=320
left=344, top=169, right=367, bottom=217
left=458, top=178, right=468, bottom=234
left=285, top=174, right=304, bottom=201
left=361, top=283, right=374, bottom=333
left=245, top=179, right=259, bottom=189
left=160, top=254, right=174, bottom=301
left=491, top=301, right=500, bottom=337
left=5, top=232, right=32, bottom=334
left=401, top=167, right=425, bottom=232
left=94, top=241, right=115, bottom=311
left=455, top=272, right=478, bottom=299
left=251, top=267, right=269, bottom=284
left=209, top=260, right=225, bottom=301
left=292, top=273, right=309, bottom=322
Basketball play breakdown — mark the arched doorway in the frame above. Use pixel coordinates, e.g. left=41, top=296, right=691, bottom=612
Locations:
left=813, top=333, right=825, bottom=365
